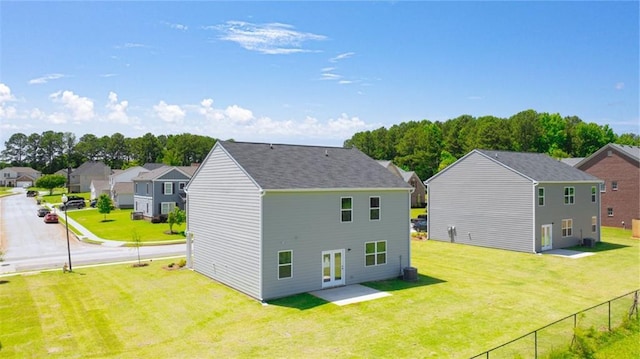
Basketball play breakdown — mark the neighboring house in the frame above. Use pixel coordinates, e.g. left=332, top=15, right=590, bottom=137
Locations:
left=90, top=180, right=110, bottom=200
left=132, top=165, right=197, bottom=218
left=425, top=149, right=602, bottom=253
left=377, top=161, right=426, bottom=208
left=0, top=167, right=41, bottom=187
left=560, top=157, right=584, bottom=167
left=69, top=161, right=111, bottom=193
left=575, top=144, right=640, bottom=228
left=109, top=166, right=150, bottom=208
left=186, top=141, right=412, bottom=301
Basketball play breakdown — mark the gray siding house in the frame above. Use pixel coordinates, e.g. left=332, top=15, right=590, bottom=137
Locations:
left=425, top=149, right=602, bottom=253
left=133, top=166, right=196, bottom=219
left=186, top=141, right=412, bottom=301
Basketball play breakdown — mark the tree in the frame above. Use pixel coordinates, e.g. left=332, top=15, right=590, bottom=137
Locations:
left=35, top=174, right=66, bottom=195
left=167, top=207, right=186, bottom=234
left=1, top=133, right=28, bottom=165
left=131, top=229, right=143, bottom=267
left=96, top=194, right=112, bottom=221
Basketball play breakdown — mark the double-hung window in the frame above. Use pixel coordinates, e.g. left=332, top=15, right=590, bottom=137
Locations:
left=562, top=219, right=573, bottom=237
left=538, top=188, right=545, bottom=206
left=564, top=187, right=575, bottom=205
left=365, top=241, right=386, bottom=266
left=278, top=250, right=293, bottom=279
left=369, top=197, right=380, bottom=220
left=164, top=182, right=173, bottom=195
left=591, top=186, right=597, bottom=203
left=341, top=197, right=352, bottom=222
left=161, top=202, right=175, bottom=214
left=612, top=181, right=618, bottom=191
left=607, top=207, right=614, bottom=217
left=591, top=216, right=597, bottom=232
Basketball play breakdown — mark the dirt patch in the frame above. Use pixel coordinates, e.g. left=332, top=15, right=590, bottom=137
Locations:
left=412, top=234, right=428, bottom=241
left=132, top=263, right=149, bottom=268
left=163, top=263, right=184, bottom=271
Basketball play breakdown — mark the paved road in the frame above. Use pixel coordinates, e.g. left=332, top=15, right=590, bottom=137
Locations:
left=0, top=188, right=186, bottom=273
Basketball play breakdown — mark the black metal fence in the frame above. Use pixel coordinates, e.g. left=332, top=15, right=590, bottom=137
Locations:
left=470, top=290, right=639, bottom=359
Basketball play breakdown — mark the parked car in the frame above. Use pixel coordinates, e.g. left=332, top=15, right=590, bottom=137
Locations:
left=90, top=199, right=97, bottom=208
left=66, top=195, right=85, bottom=201
left=26, top=190, right=38, bottom=197
left=413, top=219, right=428, bottom=232
left=43, top=213, right=59, bottom=223
left=37, top=207, right=51, bottom=217
left=59, top=199, right=86, bottom=211
left=411, top=213, right=427, bottom=224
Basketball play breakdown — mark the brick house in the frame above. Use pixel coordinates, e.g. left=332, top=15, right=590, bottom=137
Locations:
left=575, top=144, right=640, bottom=228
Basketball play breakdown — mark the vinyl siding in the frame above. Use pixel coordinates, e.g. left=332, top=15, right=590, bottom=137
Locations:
left=428, top=152, right=534, bottom=253
left=188, top=146, right=263, bottom=299
left=261, top=190, right=410, bottom=300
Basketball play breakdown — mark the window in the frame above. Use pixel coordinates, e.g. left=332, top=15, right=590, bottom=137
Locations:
left=164, top=182, right=173, bottom=195
left=179, top=182, right=186, bottom=191
left=592, top=216, right=597, bottom=232
left=278, top=250, right=292, bottom=279
left=538, top=187, right=545, bottom=206
left=612, top=181, right=618, bottom=191
left=369, top=197, right=380, bottom=220
left=341, top=197, right=352, bottom=222
left=365, top=241, right=386, bottom=266
left=607, top=207, right=614, bottom=217
left=146, top=183, right=150, bottom=194
left=564, top=187, right=575, bottom=205
left=161, top=202, right=175, bottom=214
left=562, top=219, right=573, bottom=237
left=591, top=186, right=597, bottom=203
left=600, top=182, right=606, bottom=193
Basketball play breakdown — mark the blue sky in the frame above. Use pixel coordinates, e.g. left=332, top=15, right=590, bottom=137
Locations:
left=1, top=1, right=638, bottom=149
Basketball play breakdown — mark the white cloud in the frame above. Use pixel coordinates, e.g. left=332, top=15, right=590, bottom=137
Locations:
left=0, top=83, right=16, bottom=102
left=105, top=91, right=130, bottom=124
left=28, top=73, right=66, bottom=85
left=321, top=73, right=342, bottom=81
left=224, top=105, right=254, bottom=123
left=100, top=73, right=118, bottom=78
left=214, top=21, right=327, bottom=55
left=154, top=100, right=185, bottom=124
left=0, top=104, right=17, bottom=119
left=615, top=82, right=625, bottom=90
left=49, top=90, right=95, bottom=122
left=330, top=52, right=355, bottom=63
left=164, top=22, right=188, bottom=31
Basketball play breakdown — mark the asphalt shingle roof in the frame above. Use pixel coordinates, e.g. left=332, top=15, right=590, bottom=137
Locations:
left=609, top=143, right=640, bottom=162
left=476, top=150, right=601, bottom=182
left=219, top=141, right=411, bottom=190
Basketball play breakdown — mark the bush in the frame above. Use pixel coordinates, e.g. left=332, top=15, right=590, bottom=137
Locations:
left=178, top=258, right=186, bottom=268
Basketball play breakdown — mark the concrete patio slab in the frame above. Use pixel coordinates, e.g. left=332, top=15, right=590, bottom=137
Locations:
left=543, top=249, right=595, bottom=259
left=310, top=284, right=391, bottom=306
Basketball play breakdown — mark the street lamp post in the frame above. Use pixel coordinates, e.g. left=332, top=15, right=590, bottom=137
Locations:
left=61, top=194, right=72, bottom=272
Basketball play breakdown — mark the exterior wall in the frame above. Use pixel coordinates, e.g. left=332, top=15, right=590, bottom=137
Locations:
left=578, top=150, right=640, bottom=228
left=133, top=180, right=154, bottom=217
left=152, top=170, right=190, bottom=215
left=260, top=190, right=410, bottom=300
left=533, top=183, right=600, bottom=252
left=188, top=146, right=263, bottom=300
left=428, top=152, right=534, bottom=253
left=116, top=193, right=134, bottom=208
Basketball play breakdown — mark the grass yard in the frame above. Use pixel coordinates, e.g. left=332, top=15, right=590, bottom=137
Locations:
left=1, top=228, right=638, bottom=358
left=411, top=207, right=427, bottom=219
left=0, top=187, right=16, bottom=198
left=66, top=208, right=185, bottom=242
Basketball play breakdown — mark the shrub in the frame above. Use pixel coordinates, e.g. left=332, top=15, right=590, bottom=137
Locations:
left=178, top=258, right=186, bottom=268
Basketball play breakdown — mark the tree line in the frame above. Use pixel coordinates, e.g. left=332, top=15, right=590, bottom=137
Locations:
left=1, top=131, right=218, bottom=174
left=344, top=109, right=639, bottom=181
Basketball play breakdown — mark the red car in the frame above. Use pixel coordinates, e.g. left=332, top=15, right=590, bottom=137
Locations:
left=44, top=213, right=59, bottom=223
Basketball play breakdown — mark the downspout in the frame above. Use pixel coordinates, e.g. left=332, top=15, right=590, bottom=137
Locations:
left=407, top=187, right=414, bottom=268
left=258, top=189, right=266, bottom=301
left=532, top=181, right=538, bottom=253
left=184, top=186, right=193, bottom=269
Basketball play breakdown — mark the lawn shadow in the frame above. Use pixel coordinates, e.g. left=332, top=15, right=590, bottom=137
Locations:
left=100, top=219, right=115, bottom=223
left=570, top=241, right=630, bottom=253
left=362, top=274, right=447, bottom=292
left=267, top=274, right=446, bottom=311
left=0, top=280, right=9, bottom=285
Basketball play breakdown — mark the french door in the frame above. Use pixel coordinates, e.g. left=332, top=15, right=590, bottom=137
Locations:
left=322, top=249, right=345, bottom=288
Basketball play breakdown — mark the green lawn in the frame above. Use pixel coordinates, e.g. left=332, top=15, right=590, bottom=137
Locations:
left=65, top=208, right=185, bottom=242
left=410, top=207, right=427, bottom=219
left=1, top=228, right=638, bottom=358
left=0, top=187, right=16, bottom=198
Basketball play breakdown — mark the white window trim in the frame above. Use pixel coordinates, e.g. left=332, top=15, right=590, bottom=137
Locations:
left=612, top=181, right=618, bottom=191
left=607, top=207, right=614, bottom=217
left=538, top=187, right=545, bottom=206
left=277, top=250, right=293, bottom=280
left=365, top=240, right=387, bottom=267
left=561, top=219, right=573, bottom=237
left=600, top=182, right=606, bottom=193
left=161, top=202, right=175, bottom=215
left=341, top=197, right=353, bottom=223
left=369, top=196, right=381, bottom=221
left=591, top=216, right=597, bottom=232
left=164, top=182, right=173, bottom=195
left=564, top=186, right=575, bottom=205
left=591, top=186, right=597, bottom=203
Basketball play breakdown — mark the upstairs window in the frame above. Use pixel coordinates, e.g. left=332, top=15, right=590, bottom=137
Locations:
left=600, top=182, right=606, bottom=193
left=612, top=181, right=618, bottom=191
left=164, top=182, right=173, bottom=195
left=564, top=187, right=575, bottom=205
left=369, top=197, right=380, bottom=220
left=591, top=186, right=597, bottom=203
left=538, top=187, right=545, bottom=206
left=341, top=197, right=352, bottom=223
left=607, top=207, right=614, bottom=217
left=179, top=182, right=186, bottom=191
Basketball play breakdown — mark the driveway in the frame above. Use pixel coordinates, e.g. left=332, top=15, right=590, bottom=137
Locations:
left=1, top=188, right=185, bottom=273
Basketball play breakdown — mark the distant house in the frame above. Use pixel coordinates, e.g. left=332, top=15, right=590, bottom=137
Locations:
left=186, top=141, right=412, bottom=301
left=132, top=165, right=197, bottom=219
left=109, top=166, right=149, bottom=209
left=0, top=167, right=41, bottom=187
left=90, top=180, right=110, bottom=200
left=69, top=161, right=111, bottom=193
left=377, top=161, right=426, bottom=208
left=425, top=149, right=602, bottom=253
left=575, top=144, right=640, bottom=228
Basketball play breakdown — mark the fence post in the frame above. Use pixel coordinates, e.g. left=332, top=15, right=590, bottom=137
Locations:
left=534, top=331, right=538, bottom=359
left=608, top=300, right=611, bottom=331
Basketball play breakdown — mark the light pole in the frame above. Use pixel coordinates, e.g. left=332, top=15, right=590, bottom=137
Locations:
left=61, top=194, right=72, bottom=272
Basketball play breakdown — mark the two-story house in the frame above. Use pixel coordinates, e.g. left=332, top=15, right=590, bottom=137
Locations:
left=109, top=166, right=150, bottom=209
left=425, top=149, right=602, bottom=253
left=186, top=141, right=412, bottom=301
left=0, top=167, right=41, bottom=187
left=132, top=165, right=197, bottom=219
left=69, top=161, right=111, bottom=193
